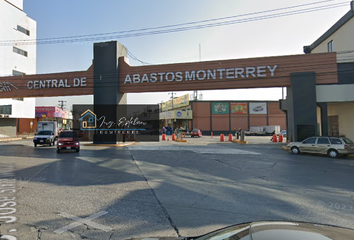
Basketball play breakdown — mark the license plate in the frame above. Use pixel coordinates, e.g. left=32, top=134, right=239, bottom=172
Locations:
left=40, top=140, right=43, bottom=142
left=66, top=147, right=71, bottom=150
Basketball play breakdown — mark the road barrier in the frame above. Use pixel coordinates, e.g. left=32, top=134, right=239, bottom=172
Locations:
left=278, top=134, right=283, bottom=142
left=272, top=134, right=278, bottom=142
left=162, top=134, right=166, bottom=141
left=172, top=134, right=176, bottom=141
left=228, top=134, right=233, bottom=142
left=220, top=134, right=225, bottom=142
left=211, top=132, right=213, bottom=138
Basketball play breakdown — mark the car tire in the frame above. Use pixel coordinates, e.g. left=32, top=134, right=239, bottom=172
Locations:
left=328, top=149, right=338, bottom=158
left=34, top=143, right=37, bottom=147
left=76, top=148, right=80, bottom=152
left=291, top=147, right=300, bottom=155
left=57, top=149, right=60, bottom=153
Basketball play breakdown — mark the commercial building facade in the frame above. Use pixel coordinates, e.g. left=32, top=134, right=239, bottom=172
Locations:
left=0, top=0, right=36, bottom=136
left=281, top=0, right=354, bottom=141
left=190, top=101, right=286, bottom=135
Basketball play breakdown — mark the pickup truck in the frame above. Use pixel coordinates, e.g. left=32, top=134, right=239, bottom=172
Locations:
left=33, top=130, right=56, bottom=147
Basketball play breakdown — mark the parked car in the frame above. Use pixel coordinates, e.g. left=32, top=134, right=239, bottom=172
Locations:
left=57, top=130, right=80, bottom=153
left=286, top=136, right=354, bottom=158
left=191, top=128, right=202, bottom=138
left=280, top=130, right=287, bottom=138
left=127, top=221, right=354, bottom=240
left=33, top=130, right=56, bottom=147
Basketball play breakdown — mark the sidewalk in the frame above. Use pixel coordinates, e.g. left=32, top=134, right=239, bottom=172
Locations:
left=0, top=134, right=35, bottom=142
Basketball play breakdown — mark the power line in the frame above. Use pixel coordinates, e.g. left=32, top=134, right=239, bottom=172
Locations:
left=0, top=0, right=349, bottom=46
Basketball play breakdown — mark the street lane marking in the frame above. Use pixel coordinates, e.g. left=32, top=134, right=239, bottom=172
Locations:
left=54, top=211, right=112, bottom=234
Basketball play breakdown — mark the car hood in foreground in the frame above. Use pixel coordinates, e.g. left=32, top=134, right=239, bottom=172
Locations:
left=126, top=221, right=354, bottom=240
left=248, top=222, right=354, bottom=240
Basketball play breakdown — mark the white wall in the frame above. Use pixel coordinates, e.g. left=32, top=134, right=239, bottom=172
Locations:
left=0, top=98, right=35, bottom=118
left=311, top=15, right=354, bottom=63
left=0, top=0, right=36, bottom=75
left=6, top=0, right=23, bottom=10
left=316, top=84, right=354, bottom=102
left=0, top=0, right=36, bottom=119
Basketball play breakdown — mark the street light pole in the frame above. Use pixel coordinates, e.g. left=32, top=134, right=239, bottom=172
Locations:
left=168, top=92, right=176, bottom=131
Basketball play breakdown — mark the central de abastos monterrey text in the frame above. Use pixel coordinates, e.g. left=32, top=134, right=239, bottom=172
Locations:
left=123, top=65, right=278, bottom=84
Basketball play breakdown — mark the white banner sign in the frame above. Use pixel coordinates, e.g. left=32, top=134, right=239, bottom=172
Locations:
left=249, top=102, right=267, bottom=114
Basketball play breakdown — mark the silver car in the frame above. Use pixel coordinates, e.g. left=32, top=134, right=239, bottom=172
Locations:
left=287, top=136, right=354, bottom=158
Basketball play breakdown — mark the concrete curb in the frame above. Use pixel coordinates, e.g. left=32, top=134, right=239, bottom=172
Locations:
left=232, top=140, right=248, bottom=144
left=83, top=142, right=136, bottom=147
left=0, top=136, right=34, bottom=142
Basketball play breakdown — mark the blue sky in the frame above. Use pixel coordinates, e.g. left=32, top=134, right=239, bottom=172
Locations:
left=23, top=0, right=351, bottom=109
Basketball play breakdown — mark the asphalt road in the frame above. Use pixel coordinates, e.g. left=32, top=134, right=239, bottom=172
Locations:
left=0, top=137, right=354, bottom=240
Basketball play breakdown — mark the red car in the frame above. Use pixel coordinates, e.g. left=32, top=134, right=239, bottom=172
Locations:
left=57, top=130, right=80, bottom=153
left=191, top=128, right=202, bottom=138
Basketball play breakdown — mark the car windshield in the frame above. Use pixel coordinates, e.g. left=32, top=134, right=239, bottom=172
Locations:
left=302, top=137, right=317, bottom=144
left=59, top=131, right=77, bottom=138
left=37, top=131, right=52, bottom=135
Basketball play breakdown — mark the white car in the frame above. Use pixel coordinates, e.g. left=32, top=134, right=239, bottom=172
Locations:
left=33, top=130, right=56, bottom=147
left=287, top=136, right=354, bottom=158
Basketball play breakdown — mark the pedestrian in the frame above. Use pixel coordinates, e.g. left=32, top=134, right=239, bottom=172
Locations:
left=236, top=127, right=242, bottom=139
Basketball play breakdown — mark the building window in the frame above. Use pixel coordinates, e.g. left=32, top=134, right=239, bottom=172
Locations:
left=12, top=70, right=25, bottom=76
left=17, top=25, right=30, bottom=36
left=12, top=98, right=23, bottom=101
left=13, top=46, right=27, bottom=57
left=328, top=40, right=334, bottom=52
left=0, top=105, right=12, bottom=114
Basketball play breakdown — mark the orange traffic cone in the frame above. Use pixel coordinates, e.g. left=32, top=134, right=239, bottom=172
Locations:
left=278, top=134, right=283, bottom=142
left=272, top=134, right=277, bottom=142
left=172, top=134, right=176, bottom=141
left=211, top=132, right=213, bottom=138
left=228, top=134, right=233, bottom=141
left=220, top=134, right=225, bottom=142
left=162, top=134, right=166, bottom=141
left=167, top=137, right=170, bottom=141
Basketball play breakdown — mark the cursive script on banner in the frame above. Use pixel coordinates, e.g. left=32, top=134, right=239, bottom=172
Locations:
left=97, top=116, right=147, bottom=129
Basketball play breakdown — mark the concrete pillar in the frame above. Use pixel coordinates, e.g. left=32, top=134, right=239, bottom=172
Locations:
left=281, top=72, right=318, bottom=142
left=93, top=41, right=127, bottom=144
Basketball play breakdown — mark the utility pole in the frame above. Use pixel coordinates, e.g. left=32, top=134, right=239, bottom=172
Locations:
left=168, top=92, right=176, bottom=130
left=194, top=44, right=202, bottom=101
left=58, top=100, right=66, bottom=110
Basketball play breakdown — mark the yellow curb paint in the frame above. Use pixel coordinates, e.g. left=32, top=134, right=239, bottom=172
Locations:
left=232, top=140, right=248, bottom=144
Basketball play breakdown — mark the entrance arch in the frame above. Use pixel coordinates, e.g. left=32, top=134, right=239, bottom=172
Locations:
left=0, top=41, right=338, bottom=142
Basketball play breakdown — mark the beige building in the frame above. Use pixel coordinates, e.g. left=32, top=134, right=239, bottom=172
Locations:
left=304, top=1, right=354, bottom=140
